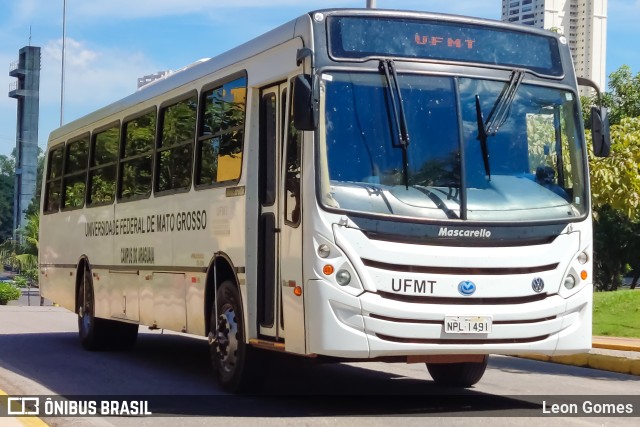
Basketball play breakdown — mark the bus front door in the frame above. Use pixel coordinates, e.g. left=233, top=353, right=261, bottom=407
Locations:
left=258, top=83, right=286, bottom=341
left=258, top=80, right=305, bottom=353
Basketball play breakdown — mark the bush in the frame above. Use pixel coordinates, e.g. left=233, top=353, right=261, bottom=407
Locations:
left=13, top=275, right=28, bottom=288
left=0, top=282, right=20, bottom=305
left=593, top=205, right=640, bottom=291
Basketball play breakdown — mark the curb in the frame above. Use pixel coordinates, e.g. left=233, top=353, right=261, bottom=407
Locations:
left=516, top=352, right=640, bottom=376
left=0, top=390, right=49, bottom=427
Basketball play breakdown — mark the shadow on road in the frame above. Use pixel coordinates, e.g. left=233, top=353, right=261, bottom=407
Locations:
left=0, top=330, right=549, bottom=417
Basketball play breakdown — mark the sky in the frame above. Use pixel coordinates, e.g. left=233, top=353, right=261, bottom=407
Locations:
left=0, top=0, right=638, bottom=157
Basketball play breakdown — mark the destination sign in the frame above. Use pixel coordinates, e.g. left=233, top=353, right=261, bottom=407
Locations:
left=328, top=16, right=562, bottom=76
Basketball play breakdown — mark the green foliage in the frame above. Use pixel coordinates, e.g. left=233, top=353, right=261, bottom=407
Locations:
left=0, top=212, right=39, bottom=282
left=592, top=206, right=637, bottom=291
left=586, top=66, right=640, bottom=292
left=602, top=65, right=640, bottom=126
left=580, top=95, right=593, bottom=127
left=0, top=153, right=15, bottom=241
left=593, top=290, right=640, bottom=337
left=589, top=117, right=640, bottom=220
left=13, top=275, right=28, bottom=288
left=589, top=118, right=640, bottom=292
left=25, top=148, right=44, bottom=217
left=0, top=282, right=20, bottom=305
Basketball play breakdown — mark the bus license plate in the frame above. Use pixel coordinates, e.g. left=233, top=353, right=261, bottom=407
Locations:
left=444, top=316, right=492, bottom=334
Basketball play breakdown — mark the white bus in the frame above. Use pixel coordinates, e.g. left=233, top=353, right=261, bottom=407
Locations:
left=40, top=8, right=611, bottom=392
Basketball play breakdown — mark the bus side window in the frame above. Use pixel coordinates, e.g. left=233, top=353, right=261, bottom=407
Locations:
left=157, top=94, right=197, bottom=193
left=62, top=135, right=89, bottom=210
left=196, top=76, right=247, bottom=186
left=120, top=109, right=156, bottom=200
left=44, top=146, right=64, bottom=213
left=88, top=124, right=119, bottom=206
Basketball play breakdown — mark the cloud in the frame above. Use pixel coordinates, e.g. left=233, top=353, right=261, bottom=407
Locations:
left=72, top=0, right=354, bottom=20
left=68, top=0, right=499, bottom=21
left=40, top=37, right=158, bottom=121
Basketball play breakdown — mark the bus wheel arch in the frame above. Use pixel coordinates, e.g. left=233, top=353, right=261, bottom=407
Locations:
left=205, top=254, right=262, bottom=392
left=204, top=253, right=239, bottom=337
left=75, top=256, right=138, bottom=351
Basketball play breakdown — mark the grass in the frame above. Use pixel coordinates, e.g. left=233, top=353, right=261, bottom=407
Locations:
left=593, top=290, right=640, bottom=338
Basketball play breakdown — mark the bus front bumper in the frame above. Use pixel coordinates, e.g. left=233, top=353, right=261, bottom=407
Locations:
left=305, top=279, right=592, bottom=359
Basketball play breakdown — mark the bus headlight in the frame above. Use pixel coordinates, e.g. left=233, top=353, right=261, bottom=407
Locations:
left=577, top=252, right=588, bottom=265
left=564, top=274, right=577, bottom=290
left=336, top=269, right=351, bottom=286
left=317, top=244, right=331, bottom=258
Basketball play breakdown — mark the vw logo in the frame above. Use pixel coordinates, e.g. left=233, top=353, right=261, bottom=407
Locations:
left=532, top=277, right=545, bottom=293
left=458, top=280, right=476, bottom=296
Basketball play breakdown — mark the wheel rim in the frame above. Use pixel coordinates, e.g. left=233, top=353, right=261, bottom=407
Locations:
left=215, top=305, right=239, bottom=374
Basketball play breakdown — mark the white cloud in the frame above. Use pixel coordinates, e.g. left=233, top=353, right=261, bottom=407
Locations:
left=67, top=0, right=499, bottom=20
left=40, top=37, right=158, bottom=122
left=72, top=0, right=354, bottom=19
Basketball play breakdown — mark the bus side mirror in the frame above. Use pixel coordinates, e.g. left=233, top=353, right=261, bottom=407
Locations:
left=591, top=106, right=611, bottom=157
left=293, top=74, right=317, bottom=131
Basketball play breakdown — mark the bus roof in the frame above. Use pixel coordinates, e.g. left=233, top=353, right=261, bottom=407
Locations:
left=48, top=8, right=563, bottom=145
left=48, top=14, right=303, bottom=144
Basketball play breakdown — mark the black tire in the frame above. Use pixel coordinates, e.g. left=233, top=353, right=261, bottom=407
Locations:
left=209, top=281, right=261, bottom=392
left=426, top=355, right=489, bottom=388
left=77, top=265, right=138, bottom=351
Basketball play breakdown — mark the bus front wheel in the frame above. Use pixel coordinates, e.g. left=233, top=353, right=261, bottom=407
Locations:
left=209, top=281, right=260, bottom=392
left=426, top=355, right=489, bottom=388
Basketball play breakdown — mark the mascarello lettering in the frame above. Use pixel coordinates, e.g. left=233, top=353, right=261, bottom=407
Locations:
left=438, top=227, right=492, bottom=238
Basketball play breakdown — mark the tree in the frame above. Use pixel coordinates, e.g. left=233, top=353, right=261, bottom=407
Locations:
left=602, top=65, right=640, bottom=125
left=0, top=212, right=39, bottom=282
left=0, top=154, right=15, bottom=241
left=25, top=148, right=44, bottom=217
left=588, top=117, right=640, bottom=290
left=589, top=117, right=640, bottom=219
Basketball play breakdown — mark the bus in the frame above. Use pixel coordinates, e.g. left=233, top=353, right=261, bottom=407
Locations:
left=40, top=8, right=611, bottom=392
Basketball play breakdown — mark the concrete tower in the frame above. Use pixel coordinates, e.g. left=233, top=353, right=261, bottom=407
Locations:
left=501, top=0, right=607, bottom=92
left=8, top=46, right=41, bottom=236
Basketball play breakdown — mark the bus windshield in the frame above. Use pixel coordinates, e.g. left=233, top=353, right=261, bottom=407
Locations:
left=319, top=71, right=587, bottom=222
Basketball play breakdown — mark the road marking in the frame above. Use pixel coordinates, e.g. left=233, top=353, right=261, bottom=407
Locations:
left=0, top=389, right=49, bottom=427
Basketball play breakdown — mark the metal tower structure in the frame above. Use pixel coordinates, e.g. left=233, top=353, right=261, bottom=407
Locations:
left=8, top=45, right=41, bottom=237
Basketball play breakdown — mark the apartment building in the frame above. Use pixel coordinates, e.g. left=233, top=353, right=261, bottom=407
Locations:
left=501, top=0, right=607, bottom=92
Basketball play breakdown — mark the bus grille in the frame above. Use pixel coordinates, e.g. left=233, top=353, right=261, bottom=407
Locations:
left=375, top=333, right=550, bottom=345
left=377, top=291, right=551, bottom=305
left=362, top=258, right=558, bottom=275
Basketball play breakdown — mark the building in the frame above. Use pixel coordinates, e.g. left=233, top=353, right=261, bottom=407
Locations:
left=8, top=46, right=40, bottom=237
left=501, top=0, right=607, bottom=92
left=137, top=71, right=173, bottom=90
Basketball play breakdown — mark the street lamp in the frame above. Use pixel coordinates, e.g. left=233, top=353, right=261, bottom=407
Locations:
left=60, top=0, right=67, bottom=126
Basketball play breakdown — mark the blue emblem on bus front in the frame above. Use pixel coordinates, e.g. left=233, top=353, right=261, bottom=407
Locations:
left=458, top=280, right=476, bottom=296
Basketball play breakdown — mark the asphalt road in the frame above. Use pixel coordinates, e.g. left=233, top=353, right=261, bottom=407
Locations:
left=1, top=305, right=639, bottom=426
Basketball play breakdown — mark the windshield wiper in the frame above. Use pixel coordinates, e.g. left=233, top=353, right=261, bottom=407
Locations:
left=380, top=59, right=410, bottom=189
left=475, top=69, right=525, bottom=180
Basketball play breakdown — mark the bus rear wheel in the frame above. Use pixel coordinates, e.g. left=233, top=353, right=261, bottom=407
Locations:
left=77, top=266, right=138, bottom=351
left=209, top=281, right=260, bottom=392
left=426, top=355, right=489, bottom=388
